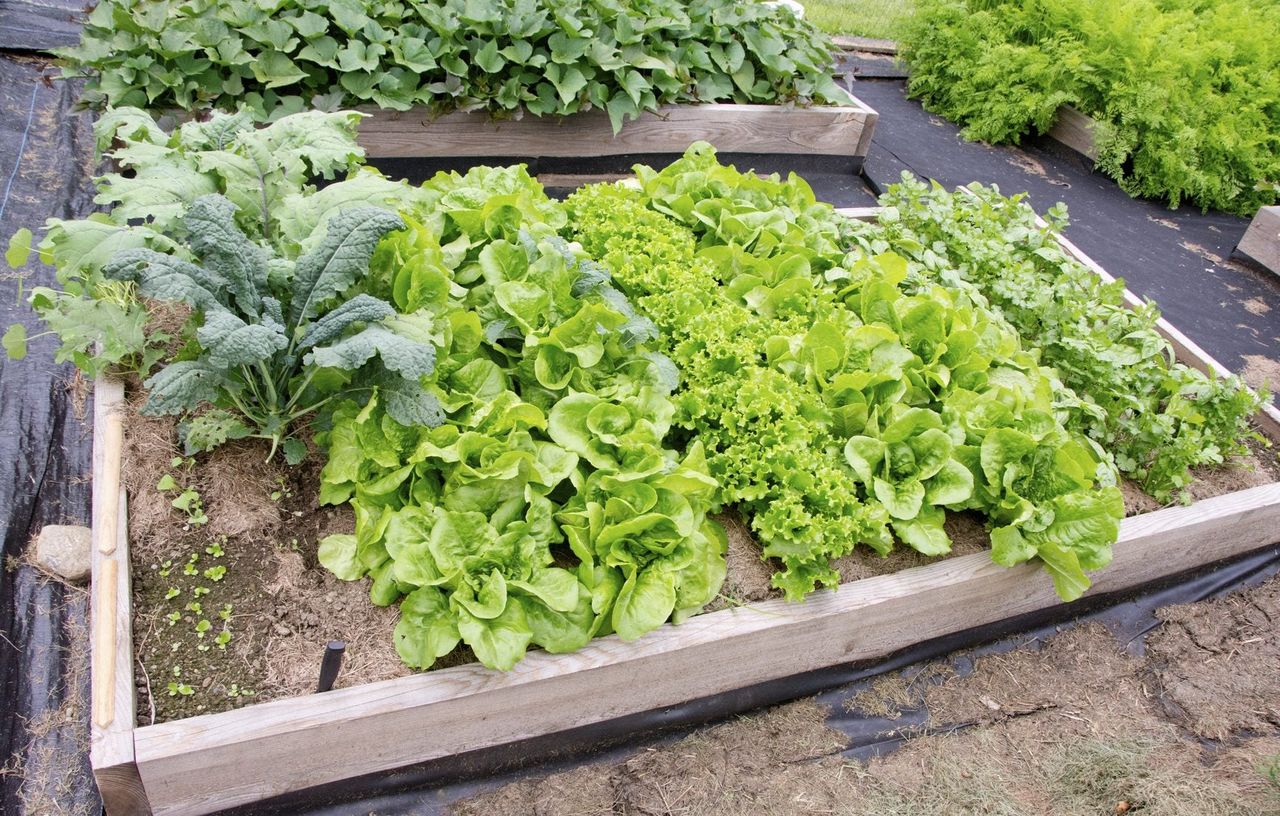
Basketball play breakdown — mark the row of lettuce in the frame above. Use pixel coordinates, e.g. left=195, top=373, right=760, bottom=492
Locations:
left=900, top=0, right=1280, bottom=216
left=5, top=110, right=1264, bottom=671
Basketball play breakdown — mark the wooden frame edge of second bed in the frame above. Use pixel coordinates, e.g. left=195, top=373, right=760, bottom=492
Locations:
left=98, top=204, right=1280, bottom=816
left=356, top=99, right=879, bottom=159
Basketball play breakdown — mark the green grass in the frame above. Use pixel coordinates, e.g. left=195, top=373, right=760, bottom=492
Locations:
left=802, top=0, right=915, bottom=39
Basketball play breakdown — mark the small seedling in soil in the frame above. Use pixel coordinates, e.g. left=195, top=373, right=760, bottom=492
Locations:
left=166, top=682, right=194, bottom=697
left=218, top=604, right=233, bottom=621
left=165, top=611, right=180, bottom=626
left=195, top=619, right=211, bottom=638
left=171, top=489, right=208, bottom=527
left=206, top=540, right=225, bottom=558
left=215, top=630, right=232, bottom=650
left=193, top=586, right=210, bottom=597
left=204, top=565, right=226, bottom=582
left=164, top=587, right=180, bottom=600
left=269, top=477, right=293, bottom=503
left=185, top=601, right=202, bottom=615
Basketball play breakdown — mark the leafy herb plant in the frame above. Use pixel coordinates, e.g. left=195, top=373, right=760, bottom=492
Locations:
left=316, top=164, right=725, bottom=670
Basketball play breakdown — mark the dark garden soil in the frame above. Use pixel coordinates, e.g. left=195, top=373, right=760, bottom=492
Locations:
left=451, top=576, right=1280, bottom=816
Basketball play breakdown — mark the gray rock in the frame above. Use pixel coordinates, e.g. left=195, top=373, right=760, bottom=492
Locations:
left=33, top=524, right=92, bottom=583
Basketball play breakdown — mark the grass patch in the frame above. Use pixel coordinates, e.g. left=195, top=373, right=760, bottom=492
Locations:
left=802, top=0, right=915, bottom=39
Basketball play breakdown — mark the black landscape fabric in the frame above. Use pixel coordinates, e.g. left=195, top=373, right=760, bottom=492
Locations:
left=0, top=0, right=86, bottom=52
left=0, top=54, right=99, bottom=816
left=0, top=43, right=1278, bottom=816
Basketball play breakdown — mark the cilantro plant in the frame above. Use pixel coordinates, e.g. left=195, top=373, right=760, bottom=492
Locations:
left=900, top=0, right=1280, bottom=214
left=60, top=0, right=847, bottom=132
left=847, top=176, right=1267, bottom=501
left=568, top=144, right=1124, bottom=602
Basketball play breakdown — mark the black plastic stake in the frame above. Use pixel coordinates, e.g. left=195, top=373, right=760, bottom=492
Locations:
left=316, top=640, right=346, bottom=693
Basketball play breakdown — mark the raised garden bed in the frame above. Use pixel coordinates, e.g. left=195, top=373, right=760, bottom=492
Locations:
left=88, top=206, right=1280, bottom=816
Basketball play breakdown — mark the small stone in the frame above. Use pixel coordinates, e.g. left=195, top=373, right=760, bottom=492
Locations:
left=273, top=623, right=292, bottom=636
left=33, top=525, right=92, bottom=583
left=202, top=677, right=212, bottom=689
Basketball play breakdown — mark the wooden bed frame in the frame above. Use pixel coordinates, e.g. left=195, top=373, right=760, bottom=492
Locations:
left=90, top=206, right=1280, bottom=816
left=355, top=97, right=879, bottom=162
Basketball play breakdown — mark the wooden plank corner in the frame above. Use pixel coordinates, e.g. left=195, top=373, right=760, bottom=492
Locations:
left=1235, top=205, right=1280, bottom=278
left=90, top=375, right=147, bottom=815
left=1047, top=105, right=1099, bottom=162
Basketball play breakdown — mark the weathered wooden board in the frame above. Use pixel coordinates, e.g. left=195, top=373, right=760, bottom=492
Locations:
left=356, top=99, right=878, bottom=159
left=90, top=377, right=151, bottom=814
left=96, top=200, right=1280, bottom=816
left=1047, top=105, right=1099, bottom=161
left=831, top=35, right=899, bottom=55
left=1236, top=205, right=1280, bottom=277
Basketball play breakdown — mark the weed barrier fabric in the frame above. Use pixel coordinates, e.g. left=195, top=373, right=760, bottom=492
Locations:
left=0, top=55, right=99, bottom=815
left=218, top=546, right=1280, bottom=816
left=0, top=0, right=87, bottom=52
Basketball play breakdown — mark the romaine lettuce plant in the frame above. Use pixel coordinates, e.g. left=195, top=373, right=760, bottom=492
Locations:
left=316, top=164, right=725, bottom=670
left=846, top=176, right=1266, bottom=501
left=844, top=406, right=974, bottom=556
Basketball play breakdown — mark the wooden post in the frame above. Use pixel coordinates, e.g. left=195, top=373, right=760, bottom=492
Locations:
left=1047, top=105, right=1099, bottom=161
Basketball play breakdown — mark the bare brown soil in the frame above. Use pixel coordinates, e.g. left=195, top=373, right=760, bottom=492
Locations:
left=123, top=390, right=411, bottom=724
left=453, top=578, right=1280, bottom=816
